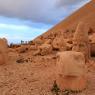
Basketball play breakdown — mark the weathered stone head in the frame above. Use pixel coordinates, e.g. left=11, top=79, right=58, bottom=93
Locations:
left=72, top=22, right=90, bottom=61
left=39, top=44, right=52, bottom=56
left=33, top=43, right=52, bottom=56
left=52, top=35, right=66, bottom=51
left=0, top=38, right=8, bottom=65
left=56, top=51, right=87, bottom=91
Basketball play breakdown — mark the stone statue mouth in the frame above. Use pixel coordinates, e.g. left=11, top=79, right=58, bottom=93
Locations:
left=65, top=75, right=78, bottom=78
left=59, top=75, right=78, bottom=79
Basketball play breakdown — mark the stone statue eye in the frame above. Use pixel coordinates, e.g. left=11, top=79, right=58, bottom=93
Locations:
left=73, top=43, right=77, bottom=46
left=79, top=44, right=85, bottom=47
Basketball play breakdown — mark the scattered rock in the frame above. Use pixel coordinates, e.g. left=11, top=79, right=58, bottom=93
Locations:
left=89, top=33, right=95, bottom=43
left=16, top=56, right=24, bottom=63
left=52, top=35, right=66, bottom=51
left=29, top=45, right=37, bottom=50
left=38, top=44, right=52, bottom=56
left=33, top=49, right=40, bottom=56
left=16, top=45, right=29, bottom=53
left=33, top=37, right=44, bottom=45
left=44, top=39, right=52, bottom=44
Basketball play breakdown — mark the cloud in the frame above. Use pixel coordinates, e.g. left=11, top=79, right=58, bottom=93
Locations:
left=57, top=0, right=90, bottom=7
left=0, top=22, right=49, bottom=43
left=0, top=0, right=91, bottom=24
left=0, top=23, right=30, bottom=30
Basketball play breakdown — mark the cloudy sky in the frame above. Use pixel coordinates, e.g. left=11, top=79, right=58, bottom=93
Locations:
left=0, top=0, right=90, bottom=44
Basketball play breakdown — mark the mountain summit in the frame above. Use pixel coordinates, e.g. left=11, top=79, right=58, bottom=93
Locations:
left=36, top=0, right=95, bottom=38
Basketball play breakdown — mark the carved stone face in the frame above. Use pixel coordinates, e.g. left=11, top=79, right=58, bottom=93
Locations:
left=52, top=36, right=66, bottom=51
left=72, top=41, right=90, bottom=61
left=39, top=44, right=52, bottom=56
left=56, top=51, right=87, bottom=91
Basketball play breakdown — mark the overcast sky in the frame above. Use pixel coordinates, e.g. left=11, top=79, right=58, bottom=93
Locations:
left=0, top=0, right=90, bottom=44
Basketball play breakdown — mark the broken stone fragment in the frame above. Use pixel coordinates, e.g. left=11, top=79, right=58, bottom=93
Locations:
left=33, top=49, right=40, bottom=56
left=33, top=37, right=44, bottom=45
left=44, top=39, right=52, bottom=44
left=39, top=44, right=52, bottom=56
left=33, top=44, right=52, bottom=56
left=29, top=45, right=37, bottom=50
left=56, top=51, right=87, bottom=91
left=16, top=45, right=29, bottom=53
left=52, top=36, right=66, bottom=51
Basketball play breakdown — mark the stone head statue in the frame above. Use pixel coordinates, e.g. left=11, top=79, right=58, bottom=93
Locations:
left=56, top=51, right=87, bottom=91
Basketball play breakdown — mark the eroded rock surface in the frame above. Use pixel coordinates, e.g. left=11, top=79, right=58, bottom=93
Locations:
left=34, top=44, right=52, bottom=56
left=52, top=35, right=66, bottom=51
